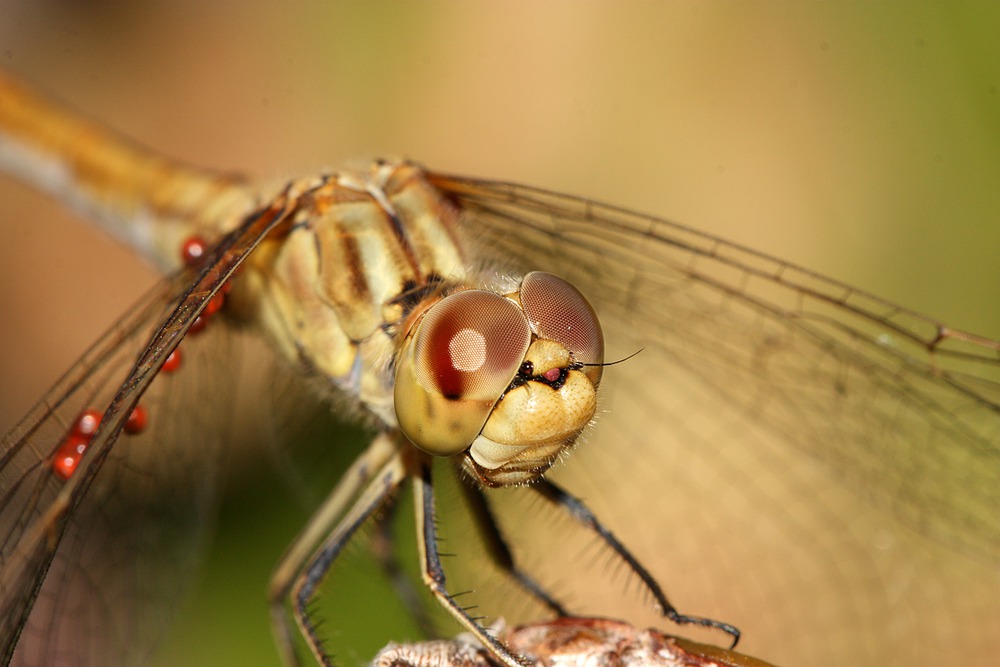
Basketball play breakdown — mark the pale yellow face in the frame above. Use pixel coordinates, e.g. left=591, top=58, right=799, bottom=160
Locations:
left=393, top=272, right=604, bottom=486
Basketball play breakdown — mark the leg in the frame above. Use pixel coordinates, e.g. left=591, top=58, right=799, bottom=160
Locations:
left=413, top=462, right=528, bottom=667
left=457, top=481, right=568, bottom=617
left=268, top=432, right=400, bottom=667
left=369, top=496, right=439, bottom=638
left=531, top=478, right=741, bottom=647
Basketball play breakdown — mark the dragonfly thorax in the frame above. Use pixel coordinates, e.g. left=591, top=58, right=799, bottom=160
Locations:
left=242, top=162, right=470, bottom=426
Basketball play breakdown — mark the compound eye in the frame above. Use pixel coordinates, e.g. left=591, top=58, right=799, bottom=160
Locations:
left=416, top=290, right=531, bottom=400
left=520, top=272, right=604, bottom=368
left=395, top=290, right=531, bottom=455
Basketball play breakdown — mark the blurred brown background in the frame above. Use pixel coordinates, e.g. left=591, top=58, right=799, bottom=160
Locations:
left=0, top=2, right=998, bottom=665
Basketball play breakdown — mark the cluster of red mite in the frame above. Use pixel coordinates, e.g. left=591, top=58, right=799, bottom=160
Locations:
left=51, top=236, right=227, bottom=480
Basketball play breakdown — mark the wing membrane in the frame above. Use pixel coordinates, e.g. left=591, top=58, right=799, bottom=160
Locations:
left=0, top=195, right=294, bottom=665
left=431, top=173, right=1000, bottom=665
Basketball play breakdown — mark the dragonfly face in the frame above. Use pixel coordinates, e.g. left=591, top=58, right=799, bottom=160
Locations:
left=395, top=270, right=604, bottom=486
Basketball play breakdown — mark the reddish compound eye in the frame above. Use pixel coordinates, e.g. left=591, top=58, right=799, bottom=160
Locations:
left=519, top=272, right=604, bottom=366
left=395, top=290, right=531, bottom=456
left=416, top=291, right=531, bottom=401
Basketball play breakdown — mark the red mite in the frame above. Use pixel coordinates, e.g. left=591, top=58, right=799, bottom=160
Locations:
left=72, top=409, right=102, bottom=438
left=52, top=405, right=148, bottom=480
left=180, top=235, right=208, bottom=267
left=187, top=315, right=209, bottom=336
left=53, top=235, right=222, bottom=481
left=52, top=433, right=89, bottom=480
left=161, top=348, right=182, bottom=373
left=125, top=404, right=148, bottom=435
left=186, top=289, right=227, bottom=337
left=205, top=292, right=226, bottom=317
left=179, top=235, right=228, bottom=337
left=52, top=410, right=103, bottom=480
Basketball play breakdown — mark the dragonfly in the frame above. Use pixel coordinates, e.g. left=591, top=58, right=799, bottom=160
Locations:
left=0, top=69, right=998, bottom=667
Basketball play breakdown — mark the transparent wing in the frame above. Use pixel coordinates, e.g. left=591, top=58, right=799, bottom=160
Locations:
left=0, top=196, right=294, bottom=665
left=1, top=272, right=229, bottom=666
left=430, top=173, right=1000, bottom=666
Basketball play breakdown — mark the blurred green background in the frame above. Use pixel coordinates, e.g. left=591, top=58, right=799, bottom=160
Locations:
left=0, top=2, right=998, bottom=665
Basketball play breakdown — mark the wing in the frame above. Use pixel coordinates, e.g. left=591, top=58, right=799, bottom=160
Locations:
left=0, top=195, right=294, bottom=665
left=430, top=173, right=1000, bottom=666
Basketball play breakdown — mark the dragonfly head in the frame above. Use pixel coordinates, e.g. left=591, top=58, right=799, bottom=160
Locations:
left=394, top=272, right=604, bottom=486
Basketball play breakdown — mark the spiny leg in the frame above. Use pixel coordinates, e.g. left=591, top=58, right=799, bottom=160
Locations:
left=269, top=432, right=400, bottom=667
left=457, top=480, right=568, bottom=617
left=531, top=478, right=741, bottom=647
left=413, top=462, right=529, bottom=667
left=369, top=494, right=439, bottom=639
